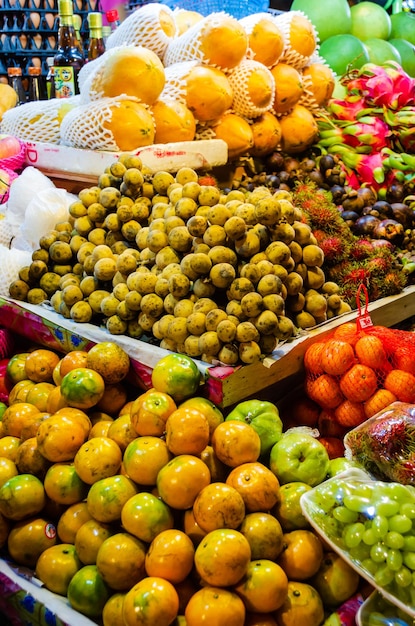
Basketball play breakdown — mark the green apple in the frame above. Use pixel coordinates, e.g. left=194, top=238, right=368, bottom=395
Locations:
left=272, top=481, right=312, bottom=531
left=226, top=399, right=283, bottom=457
left=269, top=431, right=330, bottom=487
left=311, top=551, right=360, bottom=607
left=326, top=457, right=357, bottom=478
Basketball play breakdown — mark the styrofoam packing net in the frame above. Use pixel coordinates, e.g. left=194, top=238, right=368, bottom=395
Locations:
left=239, top=12, right=286, bottom=67
left=299, top=54, right=336, bottom=113
left=0, top=218, right=14, bottom=248
left=195, top=124, right=217, bottom=141
left=163, top=11, right=234, bottom=69
left=161, top=60, right=198, bottom=104
left=78, top=52, right=108, bottom=95
left=60, top=94, right=148, bottom=151
left=0, top=245, right=32, bottom=296
left=272, top=10, right=319, bottom=71
left=228, top=58, right=275, bottom=118
left=78, top=45, right=142, bottom=103
left=105, top=3, right=176, bottom=59
left=0, top=96, right=81, bottom=144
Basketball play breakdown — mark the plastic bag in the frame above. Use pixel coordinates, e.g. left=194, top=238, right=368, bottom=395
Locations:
left=300, top=468, right=415, bottom=619
left=344, top=401, right=415, bottom=485
left=19, top=187, right=78, bottom=251
left=6, top=166, right=55, bottom=230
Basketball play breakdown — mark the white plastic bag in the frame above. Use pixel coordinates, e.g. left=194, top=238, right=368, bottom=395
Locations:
left=19, top=187, right=78, bottom=251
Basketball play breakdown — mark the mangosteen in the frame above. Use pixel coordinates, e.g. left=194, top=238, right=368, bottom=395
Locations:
left=299, top=157, right=316, bottom=172
left=307, top=170, right=325, bottom=187
left=266, top=151, right=285, bottom=171
left=373, top=219, right=405, bottom=244
left=353, top=215, right=381, bottom=237
left=319, top=155, right=336, bottom=173
left=330, top=185, right=345, bottom=205
left=342, top=192, right=365, bottom=213
left=283, top=157, right=300, bottom=174
left=385, top=182, right=406, bottom=204
left=340, top=210, right=360, bottom=225
left=357, top=186, right=377, bottom=207
left=371, top=201, right=394, bottom=220
left=391, top=203, right=414, bottom=229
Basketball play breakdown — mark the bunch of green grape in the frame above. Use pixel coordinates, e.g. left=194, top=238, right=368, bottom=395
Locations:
left=301, top=473, right=415, bottom=614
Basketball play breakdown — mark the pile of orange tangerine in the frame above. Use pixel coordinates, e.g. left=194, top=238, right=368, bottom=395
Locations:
left=0, top=342, right=360, bottom=626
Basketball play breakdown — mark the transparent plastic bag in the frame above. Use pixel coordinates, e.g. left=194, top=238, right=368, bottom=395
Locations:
left=300, top=468, right=415, bottom=619
left=344, top=401, right=415, bottom=485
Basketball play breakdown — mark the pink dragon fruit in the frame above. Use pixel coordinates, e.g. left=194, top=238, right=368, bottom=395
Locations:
left=328, top=96, right=367, bottom=121
left=344, top=61, right=415, bottom=110
left=340, top=115, right=391, bottom=151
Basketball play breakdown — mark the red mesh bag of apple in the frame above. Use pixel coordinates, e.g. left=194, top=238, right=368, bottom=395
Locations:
left=302, top=284, right=415, bottom=442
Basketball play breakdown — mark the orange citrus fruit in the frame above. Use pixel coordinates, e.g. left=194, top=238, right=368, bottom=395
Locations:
left=130, top=388, right=177, bottom=437
left=239, top=512, right=284, bottom=561
left=35, top=543, right=83, bottom=595
left=277, top=529, right=324, bottom=580
left=86, top=474, right=138, bottom=523
left=86, top=341, right=130, bottom=384
left=24, top=349, right=61, bottom=383
left=67, top=564, right=111, bottom=619
left=74, top=436, right=123, bottom=484
left=194, top=528, right=251, bottom=587
left=192, top=482, right=246, bottom=533
left=43, top=462, right=88, bottom=505
left=121, top=491, right=174, bottom=543
left=226, top=461, right=280, bottom=512
left=211, top=420, right=261, bottom=467
left=123, top=436, right=172, bottom=486
left=156, top=453, right=211, bottom=510
left=151, top=353, right=201, bottom=401
left=60, top=367, right=105, bottom=409
left=123, top=576, right=179, bottom=626
left=7, top=516, right=57, bottom=568
left=74, top=518, right=114, bottom=565
left=96, top=532, right=147, bottom=591
left=165, top=406, right=210, bottom=456
left=57, top=501, right=93, bottom=544
left=0, top=473, right=45, bottom=520
left=145, top=528, right=195, bottom=584
left=185, top=586, right=246, bottom=626
left=234, top=559, right=288, bottom=613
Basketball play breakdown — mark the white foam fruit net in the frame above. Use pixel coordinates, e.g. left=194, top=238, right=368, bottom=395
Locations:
left=0, top=96, right=80, bottom=144
left=78, top=45, right=136, bottom=103
left=239, top=12, right=286, bottom=68
left=105, top=3, right=176, bottom=60
left=272, top=10, right=319, bottom=70
left=164, top=11, right=237, bottom=69
left=0, top=245, right=32, bottom=296
left=60, top=95, right=145, bottom=151
left=228, top=58, right=275, bottom=118
left=161, top=60, right=198, bottom=104
left=299, top=54, right=336, bottom=113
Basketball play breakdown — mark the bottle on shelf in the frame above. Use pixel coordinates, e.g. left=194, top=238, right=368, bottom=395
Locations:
left=106, top=9, right=121, bottom=31
left=72, top=14, right=85, bottom=56
left=7, top=67, right=26, bottom=105
left=102, top=24, right=112, bottom=45
left=53, top=0, right=85, bottom=99
left=87, top=12, right=106, bottom=61
left=45, top=57, right=56, bottom=99
left=28, top=66, right=47, bottom=101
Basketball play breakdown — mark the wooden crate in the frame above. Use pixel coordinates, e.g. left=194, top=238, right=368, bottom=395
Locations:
left=1, top=286, right=415, bottom=408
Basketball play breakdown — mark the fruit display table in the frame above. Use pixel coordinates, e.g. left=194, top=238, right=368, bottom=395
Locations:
left=0, top=558, right=97, bottom=626
left=2, top=285, right=415, bottom=407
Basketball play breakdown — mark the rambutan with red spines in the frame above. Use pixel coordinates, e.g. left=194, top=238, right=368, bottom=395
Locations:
left=198, top=174, right=218, bottom=187
left=316, top=235, right=351, bottom=265
left=351, top=238, right=375, bottom=260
